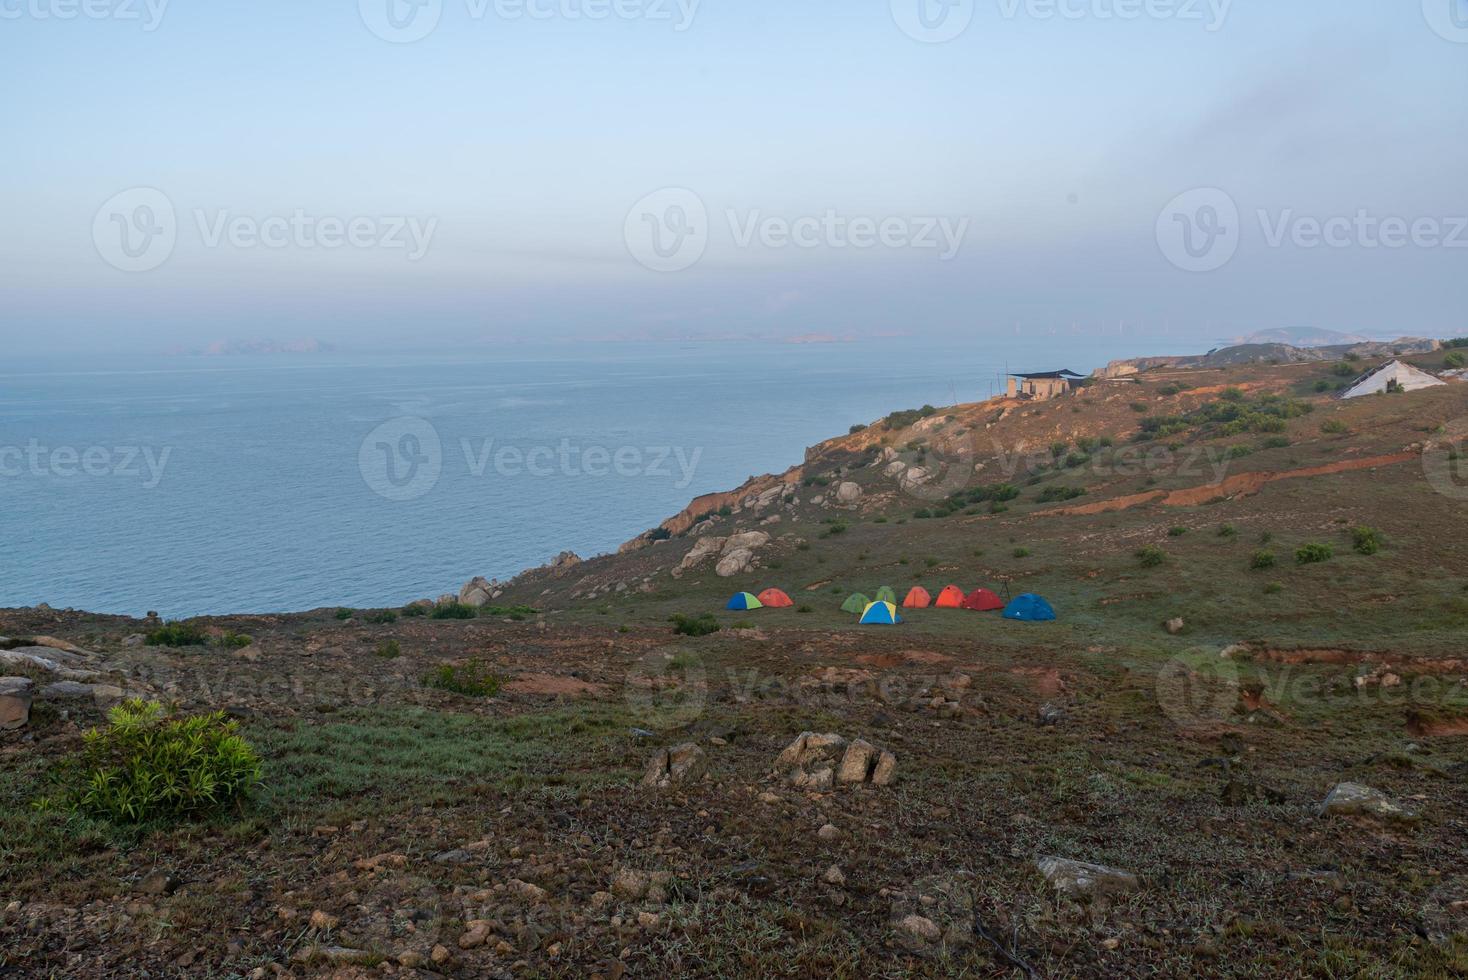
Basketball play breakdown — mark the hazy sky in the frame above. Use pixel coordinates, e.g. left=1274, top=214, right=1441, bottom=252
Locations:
left=3, top=0, right=1466, bottom=355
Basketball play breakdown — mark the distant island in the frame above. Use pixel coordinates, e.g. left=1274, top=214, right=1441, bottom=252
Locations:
left=164, top=338, right=334, bottom=357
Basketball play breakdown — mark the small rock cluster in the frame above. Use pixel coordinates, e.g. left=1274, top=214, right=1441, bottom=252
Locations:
left=673, top=531, right=772, bottom=578
left=1318, top=782, right=1420, bottom=826
left=640, top=743, right=706, bottom=789
left=775, top=732, right=896, bottom=790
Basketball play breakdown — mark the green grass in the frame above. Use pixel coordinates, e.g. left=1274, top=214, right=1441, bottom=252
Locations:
left=421, top=660, right=501, bottom=697
left=429, top=603, right=477, bottom=620
left=146, top=621, right=208, bottom=647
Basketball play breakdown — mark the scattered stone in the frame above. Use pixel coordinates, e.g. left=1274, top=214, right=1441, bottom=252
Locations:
left=1036, top=857, right=1140, bottom=903
left=353, top=853, right=408, bottom=872
left=888, top=873, right=976, bottom=954
left=308, top=909, right=339, bottom=930
left=836, top=739, right=876, bottom=783
left=823, top=865, right=847, bottom=886
left=430, top=944, right=451, bottom=965
left=817, top=823, right=841, bottom=841
left=509, top=879, right=548, bottom=903
left=1037, top=703, right=1066, bottom=727
left=458, top=923, right=491, bottom=949
left=1164, top=618, right=1185, bottom=635
left=1318, top=782, right=1421, bottom=826
left=778, top=732, right=895, bottom=788
left=871, top=751, right=898, bottom=786
left=0, top=677, right=35, bottom=730
left=611, top=868, right=650, bottom=901
left=294, top=946, right=372, bottom=966
left=834, top=481, right=862, bottom=504
left=641, top=742, right=707, bottom=789
left=122, top=634, right=146, bottom=647
left=637, top=911, right=661, bottom=931
left=137, top=870, right=178, bottom=896
left=39, top=680, right=124, bottom=702
left=433, top=849, right=473, bottom=865
left=758, top=791, right=780, bottom=804
left=898, top=914, right=941, bottom=942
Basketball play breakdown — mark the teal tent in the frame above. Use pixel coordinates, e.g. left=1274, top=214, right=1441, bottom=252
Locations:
left=1002, top=593, right=1056, bottom=622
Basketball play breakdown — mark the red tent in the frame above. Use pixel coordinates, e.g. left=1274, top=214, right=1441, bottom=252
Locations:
left=934, top=585, right=965, bottom=608
left=902, top=586, right=932, bottom=609
left=961, top=588, right=1004, bottom=611
left=757, top=588, right=794, bottom=608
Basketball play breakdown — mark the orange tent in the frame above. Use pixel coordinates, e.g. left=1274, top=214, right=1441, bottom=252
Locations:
left=902, top=586, right=931, bottom=609
left=757, top=588, right=794, bottom=608
left=934, top=585, right=965, bottom=608
left=961, top=588, right=1004, bottom=612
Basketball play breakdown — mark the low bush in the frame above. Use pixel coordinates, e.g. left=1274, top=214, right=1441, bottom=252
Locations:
left=429, top=603, right=478, bottom=620
left=1295, top=542, right=1333, bottom=565
left=400, top=604, right=428, bottom=618
left=1445, top=351, right=1466, bottom=368
left=885, top=405, right=938, bottom=429
left=146, top=621, right=208, bottom=648
left=422, top=661, right=500, bottom=697
left=1320, top=419, right=1349, bottom=435
left=42, top=699, right=262, bottom=824
left=1036, top=485, right=1086, bottom=503
left=217, top=631, right=252, bottom=650
left=1135, top=546, right=1166, bottom=568
left=1168, top=526, right=1188, bottom=537
left=334, top=608, right=353, bottom=621
left=1250, top=550, right=1276, bottom=570
left=1259, top=436, right=1291, bottom=449
left=374, top=640, right=401, bottom=659
left=1350, top=525, right=1384, bottom=555
left=1012, top=547, right=1030, bottom=558
left=364, top=610, right=398, bottom=625
left=1218, top=524, right=1238, bottom=538
left=671, top=613, right=720, bottom=637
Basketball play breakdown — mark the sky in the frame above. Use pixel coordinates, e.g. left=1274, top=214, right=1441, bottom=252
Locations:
left=2, top=0, right=1466, bottom=356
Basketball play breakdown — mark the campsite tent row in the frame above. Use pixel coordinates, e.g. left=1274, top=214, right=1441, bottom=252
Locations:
left=730, top=587, right=1055, bottom=621
left=726, top=589, right=794, bottom=610
left=843, top=585, right=1004, bottom=612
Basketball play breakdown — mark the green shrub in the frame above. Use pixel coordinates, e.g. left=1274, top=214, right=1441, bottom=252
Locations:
left=1168, top=526, right=1188, bottom=537
left=1295, top=542, right=1333, bottom=565
left=717, top=505, right=733, bottom=517
left=429, top=603, right=477, bottom=620
left=1250, top=550, right=1276, bottom=570
left=483, top=605, right=538, bottom=620
left=400, top=604, right=428, bottom=618
left=671, top=613, right=720, bottom=637
left=1130, top=402, right=1149, bottom=413
left=1445, top=351, right=1465, bottom=369
left=1263, top=582, right=1283, bottom=595
left=1350, top=525, right=1384, bottom=555
left=43, top=700, right=262, bottom=824
left=1313, top=379, right=1331, bottom=393
left=1330, top=362, right=1357, bottom=377
left=1320, top=419, right=1348, bottom=435
left=820, top=521, right=848, bottom=537
left=848, top=423, right=868, bottom=434
left=1036, top=485, right=1086, bottom=503
left=797, top=605, right=813, bottom=614
left=1158, top=384, right=1182, bottom=397
left=885, top=405, right=938, bottom=429
left=1012, top=547, right=1030, bottom=558
left=647, top=527, right=672, bottom=542
left=364, top=609, right=398, bottom=625
left=216, top=631, right=252, bottom=650
left=374, top=640, right=401, bottom=659
left=334, top=608, right=353, bottom=621
left=1259, top=436, right=1291, bottom=449
left=146, top=621, right=208, bottom=648
left=422, top=660, right=500, bottom=697
left=1218, top=524, right=1238, bottom=538
left=1226, top=445, right=1253, bottom=459
left=1135, top=546, right=1166, bottom=568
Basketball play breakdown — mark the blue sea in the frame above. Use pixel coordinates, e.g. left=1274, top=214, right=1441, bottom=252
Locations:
left=3, top=337, right=1162, bottom=617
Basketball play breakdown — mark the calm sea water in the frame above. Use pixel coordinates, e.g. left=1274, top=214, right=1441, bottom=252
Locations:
left=3, top=338, right=1161, bottom=617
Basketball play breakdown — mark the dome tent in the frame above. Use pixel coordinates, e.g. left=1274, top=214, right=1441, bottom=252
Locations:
left=840, top=592, right=872, bottom=614
left=961, top=588, right=1004, bottom=612
left=757, top=588, right=794, bottom=608
left=858, top=601, right=902, bottom=625
left=726, top=592, right=763, bottom=611
left=1002, top=593, right=1056, bottom=622
left=934, top=585, right=966, bottom=608
left=874, top=586, right=897, bottom=605
left=902, top=586, right=932, bottom=608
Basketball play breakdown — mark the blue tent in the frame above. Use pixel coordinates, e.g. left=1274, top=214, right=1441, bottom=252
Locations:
left=858, top=601, right=903, bottom=625
left=1003, top=593, right=1056, bottom=622
left=727, top=592, right=764, bottom=610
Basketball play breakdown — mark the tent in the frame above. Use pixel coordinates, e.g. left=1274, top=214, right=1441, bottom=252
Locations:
left=1341, top=359, right=1445, bottom=399
left=858, top=601, right=902, bottom=625
left=961, top=588, right=1004, bottom=612
left=874, top=586, right=897, bottom=605
left=726, top=592, right=763, bottom=611
left=934, top=585, right=966, bottom=608
left=757, top=588, right=794, bottom=608
left=1002, top=593, right=1056, bottom=622
left=902, top=586, right=932, bottom=609
left=840, top=592, right=872, bottom=614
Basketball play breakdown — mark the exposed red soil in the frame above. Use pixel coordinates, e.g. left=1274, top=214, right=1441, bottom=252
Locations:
left=1008, top=667, right=1067, bottom=696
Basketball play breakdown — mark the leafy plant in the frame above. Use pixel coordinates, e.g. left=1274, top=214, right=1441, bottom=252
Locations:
left=334, top=608, right=354, bottom=621
left=1350, top=525, right=1384, bottom=555
left=364, top=609, right=398, bottom=625
left=216, top=631, right=253, bottom=650
left=1218, top=524, right=1238, bottom=538
left=1135, top=546, right=1166, bottom=568
left=42, top=700, right=262, bottom=824
left=1320, top=419, right=1349, bottom=435
left=400, top=604, right=428, bottom=618
left=421, top=661, right=500, bottom=697
left=429, top=603, right=478, bottom=620
left=1250, top=550, right=1276, bottom=570
left=1445, top=351, right=1465, bottom=369
left=374, top=640, right=401, bottom=659
left=1012, top=547, right=1031, bottom=558
left=670, top=613, right=720, bottom=637
left=1295, top=542, right=1333, bottom=565
left=1036, top=485, right=1086, bottom=503
left=145, top=621, right=208, bottom=648
left=1168, top=526, right=1188, bottom=537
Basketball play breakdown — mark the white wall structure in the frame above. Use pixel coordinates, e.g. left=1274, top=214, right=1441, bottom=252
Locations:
left=1341, top=360, right=1446, bottom=399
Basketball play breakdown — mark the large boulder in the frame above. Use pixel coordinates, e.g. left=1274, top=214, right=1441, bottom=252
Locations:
left=715, top=549, right=754, bottom=577
left=549, top=551, right=581, bottom=570
left=723, top=531, right=770, bottom=553
left=678, top=536, right=727, bottom=572
left=459, top=577, right=494, bottom=607
left=777, top=732, right=895, bottom=789
left=642, top=743, right=706, bottom=789
left=1318, top=782, right=1421, bottom=826
left=834, top=481, right=862, bottom=504
left=0, top=677, right=35, bottom=730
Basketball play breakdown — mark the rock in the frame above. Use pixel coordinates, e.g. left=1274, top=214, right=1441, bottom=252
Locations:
left=294, top=946, right=372, bottom=966
left=1037, top=703, right=1066, bottom=726
left=637, top=911, right=661, bottom=930
left=137, top=870, right=179, bottom=896
left=898, top=915, right=941, bottom=942
left=353, top=853, right=408, bottom=872
left=308, top=910, right=339, bottom=930
left=459, top=577, right=493, bottom=607
left=817, top=823, right=841, bottom=841
left=834, top=481, right=862, bottom=504
left=39, top=681, right=124, bottom=703
left=871, top=751, right=898, bottom=786
left=1318, top=782, right=1421, bottom=826
left=793, top=767, right=834, bottom=791
left=433, top=849, right=473, bottom=865
left=430, top=944, right=451, bottom=964
left=715, top=549, right=755, bottom=577
left=1219, top=644, right=1251, bottom=660
left=678, top=536, right=728, bottom=571
left=122, top=634, right=145, bottom=647
left=509, top=879, right=547, bottom=903
left=550, top=551, right=582, bottom=570
left=1164, top=617, right=1185, bottom=635
left=458, top=923, right=491, bottom=949
left=723, top=531, right=770, bottom=553
left=823, top=865, right=847, bottom=886
left=884, top=460, right=907, bottom=477
left=641, top=742, right=706, bottom=789
left=836, top=739, right=876, bottom=783
left=900, top=467, right=929, bottom=490
left=0, top=648, right=99, bottom=681
left=611, top=868, right=650, bottom=901
left=1036, top=857, right=1140, bottom=902
left=0, top=677, right=35, bottom=730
